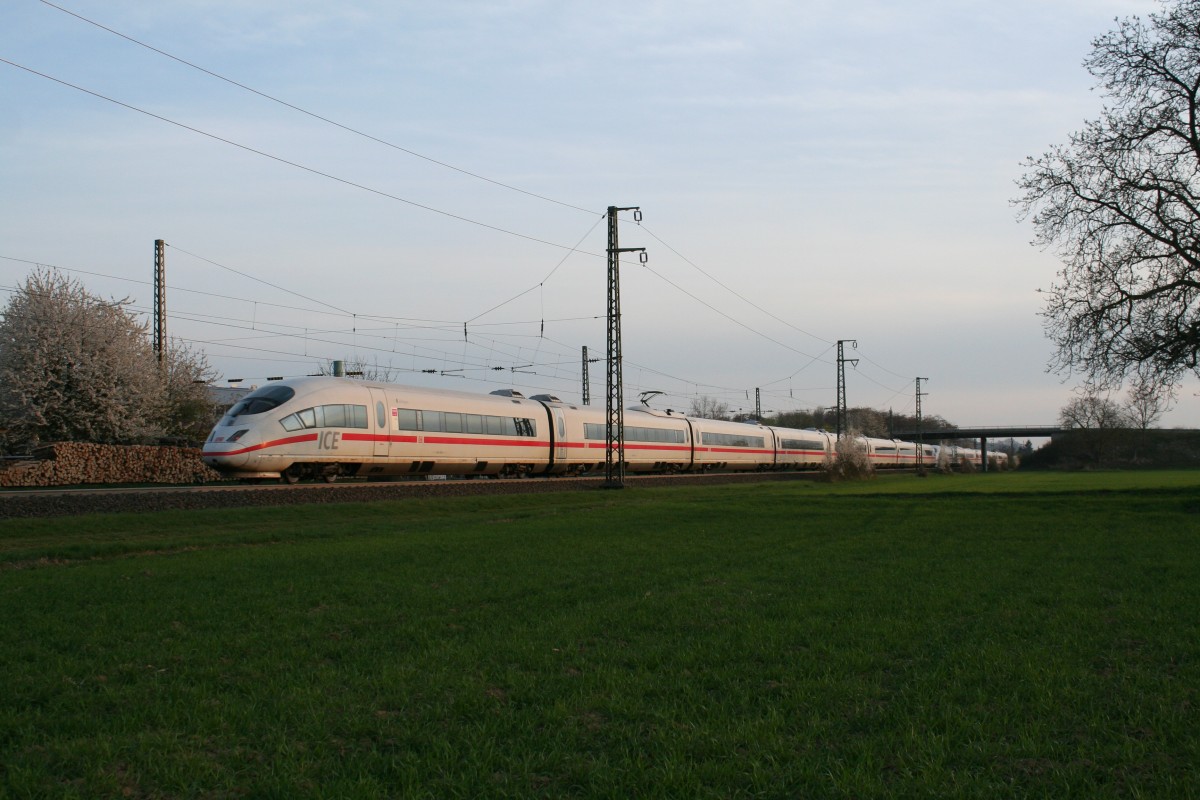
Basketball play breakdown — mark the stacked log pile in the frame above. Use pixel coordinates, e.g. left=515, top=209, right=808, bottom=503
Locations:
left=0, top=443, right=223, bottom=487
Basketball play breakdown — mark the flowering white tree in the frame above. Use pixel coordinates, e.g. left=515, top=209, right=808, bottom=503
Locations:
left=160, top=338, right=220, bottom=443
left=0, top=269, right=214, bottom=450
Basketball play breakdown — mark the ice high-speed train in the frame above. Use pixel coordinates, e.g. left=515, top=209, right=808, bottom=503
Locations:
left=201, top=376, right=988, bottom=482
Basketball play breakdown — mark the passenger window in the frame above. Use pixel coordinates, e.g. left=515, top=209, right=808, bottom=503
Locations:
left=279, top=414, right=302, bottom=432
left=466, top=415, right=484, bottom=434
left=298, top=408, right=316, bottom=429
left=322, top=404, right=347, bottom=428
left=444, top=413, right=463, bottom=433
left=397, top=409, right=419, bottom=430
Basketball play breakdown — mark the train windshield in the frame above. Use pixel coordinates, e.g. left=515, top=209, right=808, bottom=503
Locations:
left=220, top=384, right=296, bottom=424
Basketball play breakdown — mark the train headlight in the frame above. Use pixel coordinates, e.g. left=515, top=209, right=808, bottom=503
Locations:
left=227, top=429, right=250, bottom=442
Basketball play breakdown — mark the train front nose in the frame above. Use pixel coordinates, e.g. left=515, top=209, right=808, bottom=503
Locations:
left=201, top=426, right=255, bottom=471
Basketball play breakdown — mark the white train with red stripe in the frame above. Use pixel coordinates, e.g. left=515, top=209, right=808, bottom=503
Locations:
left=201, top=376, right=987, bottom=482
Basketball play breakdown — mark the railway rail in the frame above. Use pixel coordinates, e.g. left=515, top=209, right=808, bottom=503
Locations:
left=0, top=469, right=842, bottom=519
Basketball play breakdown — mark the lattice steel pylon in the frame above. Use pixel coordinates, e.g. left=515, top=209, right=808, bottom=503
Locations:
left=835, top=339, right=858, bottom=439
left=605, top=205, right=645, bottom=488
left=581, top=346, right=590, bottom=405
left=153, top=239, right=166, bottom=365
left=915, top=377, right=929, bottom=472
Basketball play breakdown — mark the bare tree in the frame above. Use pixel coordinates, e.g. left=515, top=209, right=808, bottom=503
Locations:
left=1058, top=385, right=1131, bottom=466
left=0, top=269, right=214, bottom=450
left=1016, top=1, right=1200, bottom=388
left=688, top=396, right=730, bottom=420
left=1059, top=387, right=1129, bottom=430
left=1122, top=369, right=1176, bottom=431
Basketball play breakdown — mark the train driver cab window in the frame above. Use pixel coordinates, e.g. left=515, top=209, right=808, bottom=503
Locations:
left=221, top=384, right=295, bottom=425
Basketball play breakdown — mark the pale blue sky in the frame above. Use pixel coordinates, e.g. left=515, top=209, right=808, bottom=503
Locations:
left=4, top=0, right=1187, bottom=428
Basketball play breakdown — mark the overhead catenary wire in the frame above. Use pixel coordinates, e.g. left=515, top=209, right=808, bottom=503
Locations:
left=1, top=249, right=832, bottom=411
left=0, top=285, right=840, bottom=410
left=465, top=213, right=606, bottom=325
left=640, top=264, right=828, bottom=364
left=639, top=224, right=833, bottom=349
left=166, top=245, right=352, bottom=316
left=0, top=247, right=897, bottom=417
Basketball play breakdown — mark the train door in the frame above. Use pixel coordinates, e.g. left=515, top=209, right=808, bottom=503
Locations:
left=553, top=408, right=567, bottom=462
left=368, top=388, right=390, bottom=458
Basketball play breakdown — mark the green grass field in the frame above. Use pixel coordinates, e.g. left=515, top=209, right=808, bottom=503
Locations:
left=2, top=472, right=1199, bottom=798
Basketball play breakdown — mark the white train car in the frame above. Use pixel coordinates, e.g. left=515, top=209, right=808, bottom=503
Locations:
left=931, top=443, right=989, bottom=469
left=531, top=396, right=693, bottom=475
left=688, top=417, right=777, bottom=471
left=864, top=437, right=920, bottom=468
left=204, top=377, right=553, bottom=481
left=204, top=376, right=967, bottom=482
left=770, top=428, right=833, bottom=470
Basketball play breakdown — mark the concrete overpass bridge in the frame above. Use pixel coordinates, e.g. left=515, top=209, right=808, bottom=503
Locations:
left=888, top=426, right=1068, bottom=471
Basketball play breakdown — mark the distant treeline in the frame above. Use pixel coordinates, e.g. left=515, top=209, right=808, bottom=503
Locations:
left=1022, top=429, right=1200, bottom=470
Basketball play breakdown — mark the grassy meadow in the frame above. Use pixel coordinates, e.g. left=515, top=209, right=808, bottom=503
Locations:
left=2, top=471, right=1199, bottom=798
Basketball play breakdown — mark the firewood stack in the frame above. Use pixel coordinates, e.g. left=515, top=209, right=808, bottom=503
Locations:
left=0, top=443, right=224, bottom=487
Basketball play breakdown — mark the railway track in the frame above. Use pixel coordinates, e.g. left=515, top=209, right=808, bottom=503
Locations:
left=0, top=470, right=837, bottom=519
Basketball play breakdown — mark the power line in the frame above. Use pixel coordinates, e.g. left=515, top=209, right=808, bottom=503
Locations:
left=465, top=213, right=605, bottom=324
left=640, top=264, right=827, bottom=363
left=0, top=252, right=904, bottom=413
left=37, top=0, right=599, bottom=217
left=0, top=253, right=469, bottom=340
left=0, top=57, right=603, bottom=255
left=11, top=8, right=932, bottom=410
left=640, top=224, right=832, bottom=348
left=165, top=245, right=352, bottom=315
left=4, top=47, right=914, bottom=391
